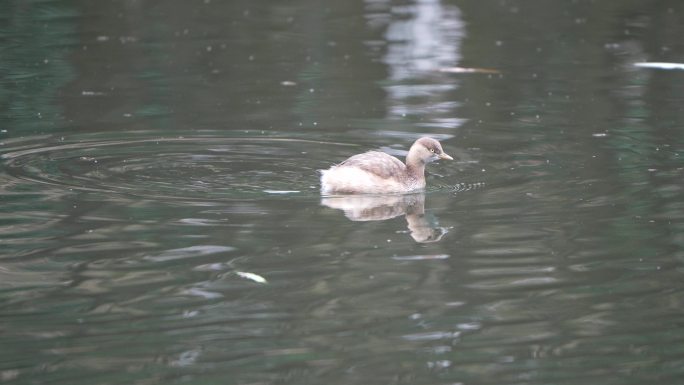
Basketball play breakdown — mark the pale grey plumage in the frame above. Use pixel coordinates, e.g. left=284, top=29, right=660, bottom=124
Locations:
left=320, top=137, right=452, bottom=194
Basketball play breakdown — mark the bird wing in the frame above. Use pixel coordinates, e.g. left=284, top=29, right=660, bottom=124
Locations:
left=337, top=151, right=406, bottom=180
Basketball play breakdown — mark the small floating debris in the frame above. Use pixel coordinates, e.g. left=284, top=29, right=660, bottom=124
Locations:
left=235, top=271, right=267, bottom=284
left=438, top=67, right=500, bottom=74
left=263, top=189, right=300, bottom=194
left=119, top=36, right=138, bottom=44
left=81, top=90, right=105, bottom=96
left=280, top=80, right=297, bottom=86
left=592, top=133, right=608, bottom=137
left=392, top=254, right=450, bottom=261
left=634, top=62, right=684, bottom=71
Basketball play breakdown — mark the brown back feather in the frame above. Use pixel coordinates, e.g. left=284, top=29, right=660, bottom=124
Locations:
left=337, top=151, right=406, bottom=180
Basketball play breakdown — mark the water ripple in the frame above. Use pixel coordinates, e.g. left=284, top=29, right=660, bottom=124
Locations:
left=1, top=136, right=343, bottom=201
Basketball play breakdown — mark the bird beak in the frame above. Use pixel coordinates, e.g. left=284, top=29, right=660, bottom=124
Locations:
left=439, top=153, right=453, bottom=160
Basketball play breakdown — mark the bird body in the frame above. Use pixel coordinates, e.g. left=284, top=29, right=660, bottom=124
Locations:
left=320, top=137, right=452, bottom=194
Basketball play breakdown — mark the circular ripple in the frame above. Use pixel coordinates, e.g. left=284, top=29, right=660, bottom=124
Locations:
left=2, top=137, right=339, bottom=200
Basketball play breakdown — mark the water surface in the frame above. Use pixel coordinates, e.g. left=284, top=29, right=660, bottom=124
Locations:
left=2, top=1, right=684, bottom=384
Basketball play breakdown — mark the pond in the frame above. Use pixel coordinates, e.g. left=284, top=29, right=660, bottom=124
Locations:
left=2, top=1, right=684, bottom=384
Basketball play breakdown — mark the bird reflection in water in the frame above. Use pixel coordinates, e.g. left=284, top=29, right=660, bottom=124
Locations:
left=321, top=192, right=447, bottom=243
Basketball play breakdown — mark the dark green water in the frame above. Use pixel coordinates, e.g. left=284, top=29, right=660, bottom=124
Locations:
left=2, top=1, right=684, bottom=384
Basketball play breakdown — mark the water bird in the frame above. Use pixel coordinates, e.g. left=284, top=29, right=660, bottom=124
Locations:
left=320, top=137, right=452, bottom=194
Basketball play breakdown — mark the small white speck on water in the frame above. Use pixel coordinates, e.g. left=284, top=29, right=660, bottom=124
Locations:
left=427, top=360, right=452, bottom=369
left=183, top=310, right=199, bottom=318
left=236, top=271, right=267, bottom=284
left=263, top=190, right=300, bottom=195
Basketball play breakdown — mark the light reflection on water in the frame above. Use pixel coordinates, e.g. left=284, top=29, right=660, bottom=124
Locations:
left=321, top=193, right=449, bottom=242
left=1, top=0, right=684, bottom=384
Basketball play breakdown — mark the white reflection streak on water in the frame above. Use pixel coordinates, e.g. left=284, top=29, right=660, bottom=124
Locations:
left=321, top=193, right=448, bottom=242
left=377, top=0, right=465, bottom=120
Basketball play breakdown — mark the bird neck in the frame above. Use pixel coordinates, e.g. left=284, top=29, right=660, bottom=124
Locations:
left=405, top=153, right=426, bottom=180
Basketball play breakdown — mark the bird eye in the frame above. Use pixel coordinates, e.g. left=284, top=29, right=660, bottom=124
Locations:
left=430, top=148, right=435, bottom=153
